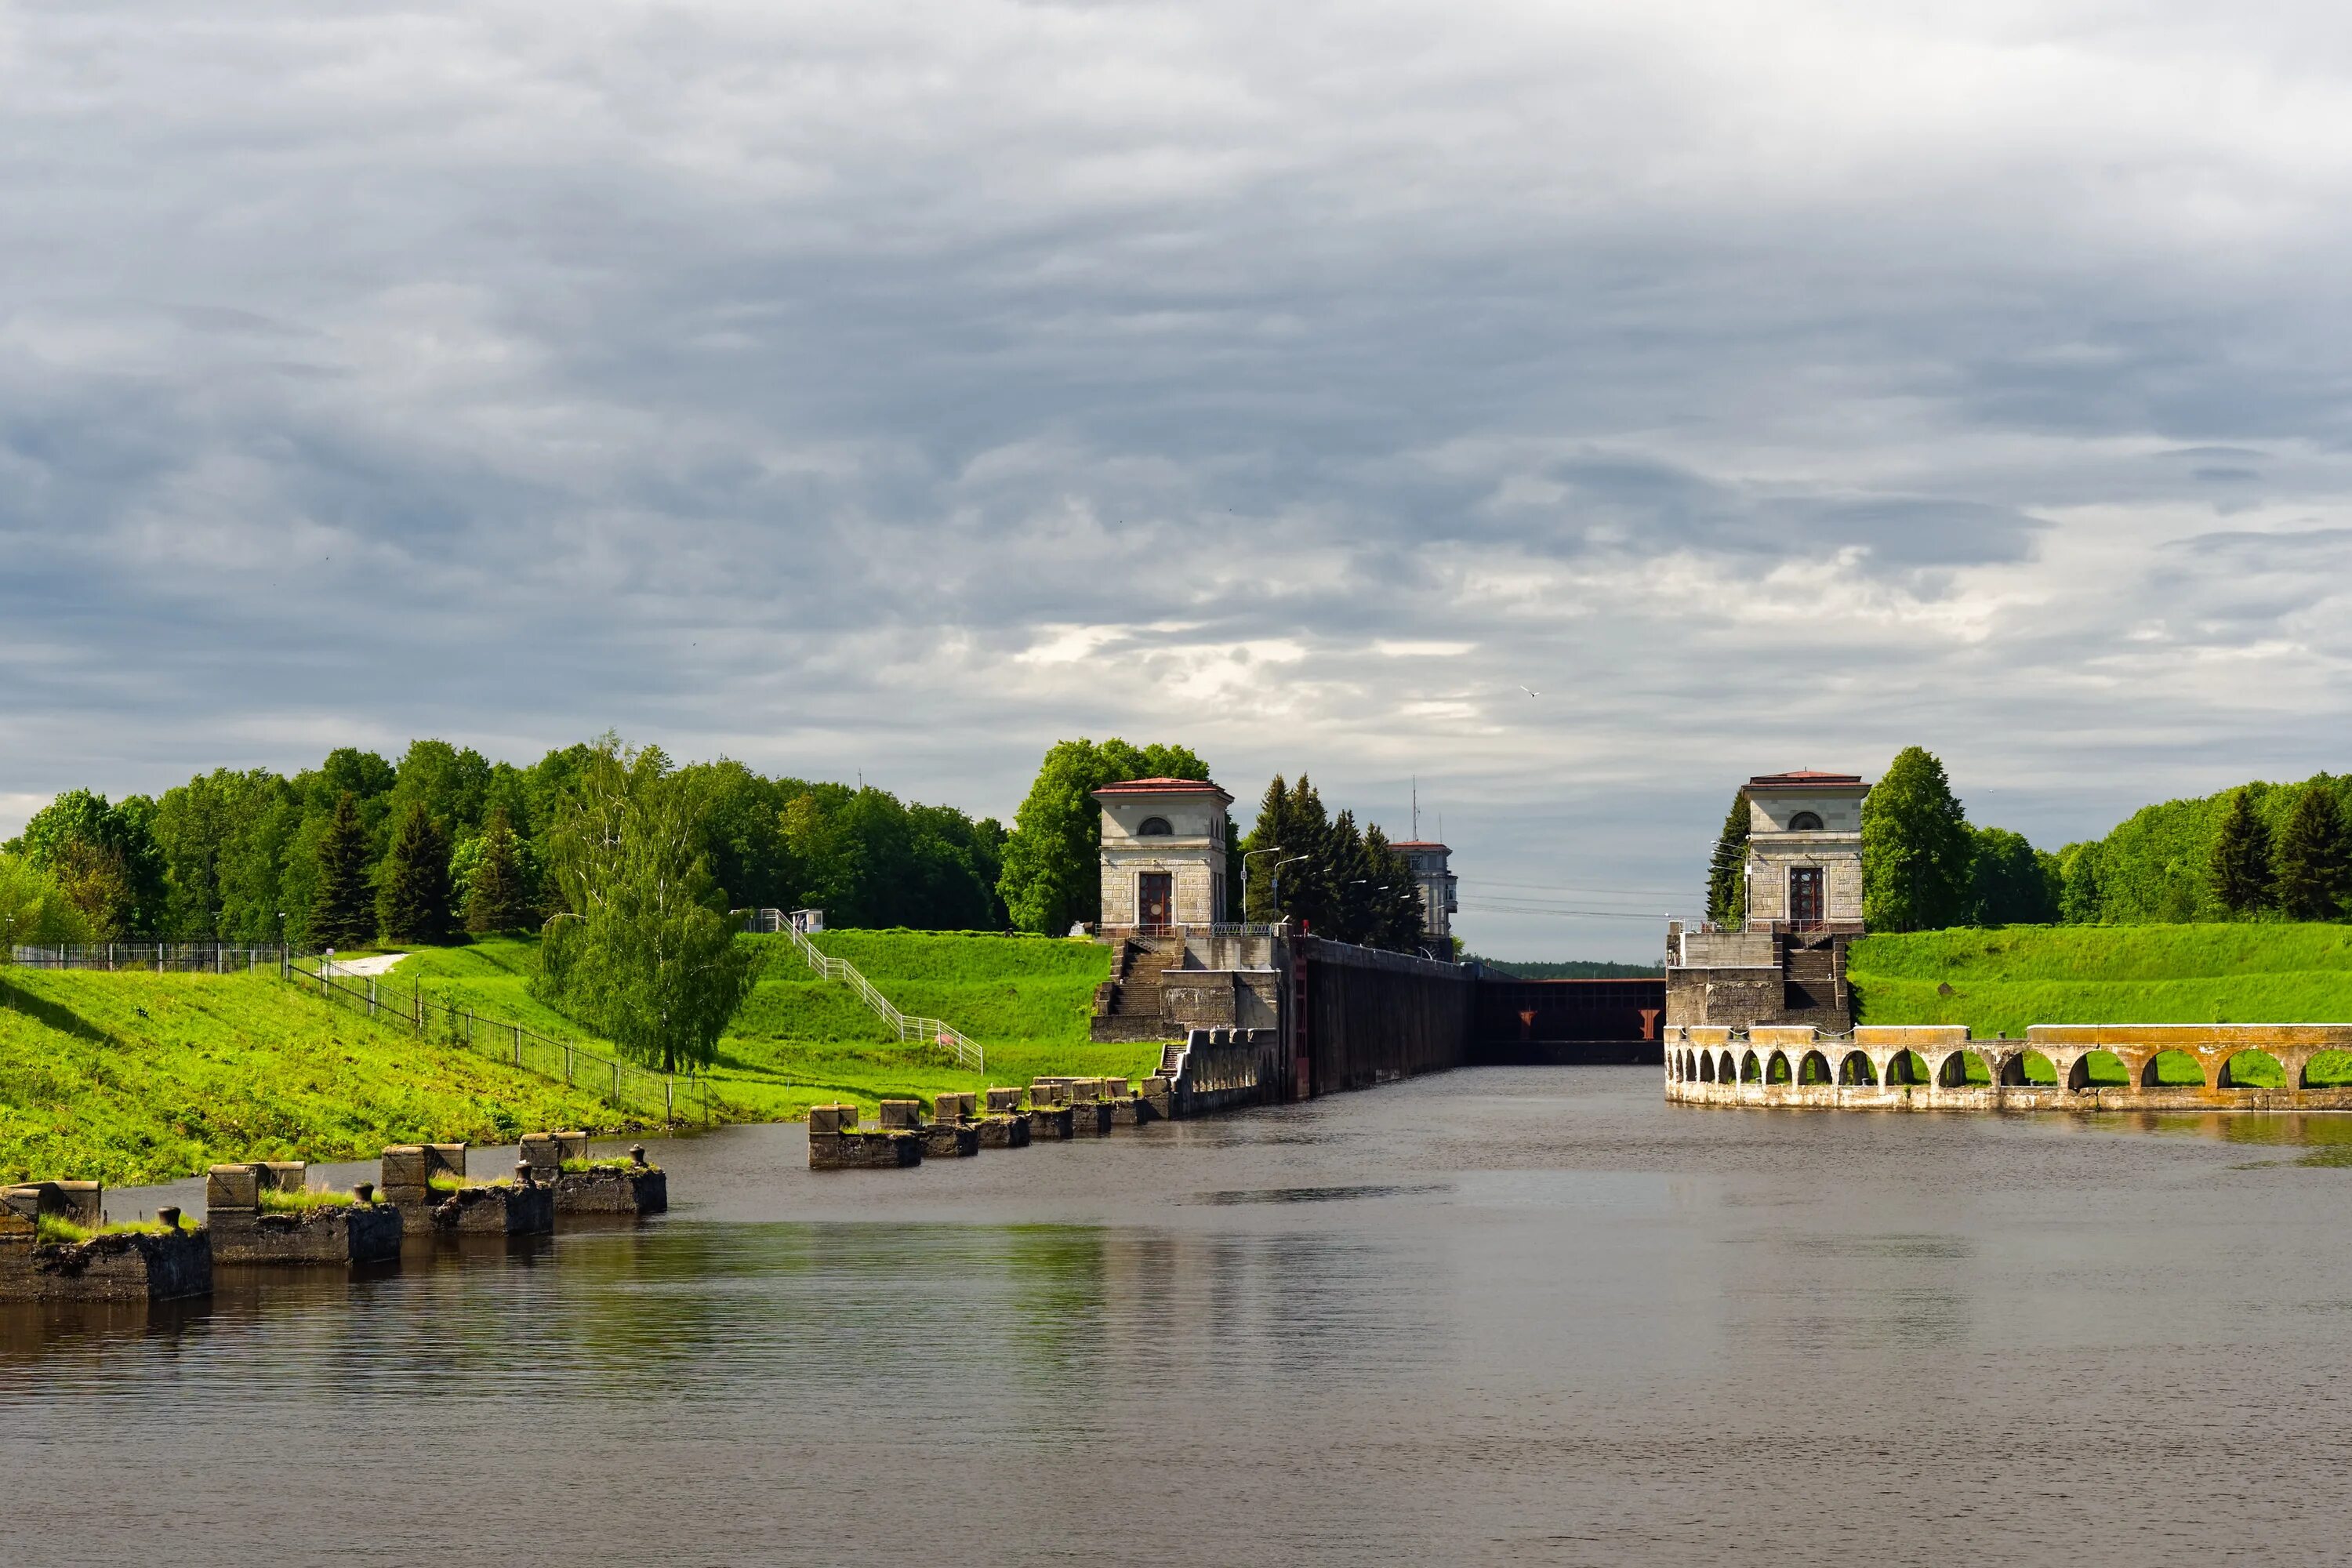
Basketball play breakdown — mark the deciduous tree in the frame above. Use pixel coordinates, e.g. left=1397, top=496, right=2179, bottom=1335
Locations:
left=1969, top=826, right=2060, bottom=925
left=1860, top=746, right=1973, bottom=932
left=997, top=738, right=1210, bottom=934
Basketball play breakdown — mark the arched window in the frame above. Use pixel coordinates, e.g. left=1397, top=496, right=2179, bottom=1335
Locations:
left=1788, top=811, right=1823, bottom=831
left=1137, top=816, right=1174, bottom=837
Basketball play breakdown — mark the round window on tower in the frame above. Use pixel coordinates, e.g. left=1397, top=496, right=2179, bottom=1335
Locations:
left=1789, top=811, right=1824, bottom=831
left=1137, top=816, right=1174, bottom=837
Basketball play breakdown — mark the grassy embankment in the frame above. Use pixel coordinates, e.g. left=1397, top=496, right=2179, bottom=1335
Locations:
left=396, top=929, right=1150, bottom=1121
left=0, top=967, right=633, bottom=1187
left=1849, top=924, right=2352, bottom=1085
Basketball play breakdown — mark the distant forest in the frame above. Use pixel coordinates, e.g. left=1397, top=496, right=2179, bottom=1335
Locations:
left=1471, top=957, right=1664, bottom=979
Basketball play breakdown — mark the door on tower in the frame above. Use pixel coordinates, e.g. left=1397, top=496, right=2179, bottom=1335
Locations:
left=1789, top=866, right=1824, bottom=929
left=1138, top=872, right=1174, bottom=931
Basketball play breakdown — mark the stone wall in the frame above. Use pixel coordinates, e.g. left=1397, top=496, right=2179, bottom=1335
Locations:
left=1297, top=937, right=1473, bottom=1095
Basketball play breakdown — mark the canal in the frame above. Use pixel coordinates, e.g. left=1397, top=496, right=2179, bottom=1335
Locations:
left=7, top=1066, right=2352, bottom=1565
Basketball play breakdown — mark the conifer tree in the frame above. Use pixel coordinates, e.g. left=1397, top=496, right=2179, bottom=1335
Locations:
left=377, top=800, right=454, bottom=942
left=309, top=791, right=378, bottom=947
left=1705, top=789, right=1750, bottom=927
left=2272, top=784, right=2351, bottom=921
left=465, top=806, right=534, bottom=933
left=2209, top=786, right=2276, bottom=916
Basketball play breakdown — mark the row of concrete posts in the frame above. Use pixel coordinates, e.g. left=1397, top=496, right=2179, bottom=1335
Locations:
left=808, top=1076, right=1174, bottom=1168
left=0, top=1134, right=666, bottom=1304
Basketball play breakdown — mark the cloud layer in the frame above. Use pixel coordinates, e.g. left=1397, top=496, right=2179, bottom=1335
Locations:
left=8, top=1, right=2352, bottom=956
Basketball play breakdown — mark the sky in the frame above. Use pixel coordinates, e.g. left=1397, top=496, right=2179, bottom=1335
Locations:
left=7, top=2, right=2352, bottom=960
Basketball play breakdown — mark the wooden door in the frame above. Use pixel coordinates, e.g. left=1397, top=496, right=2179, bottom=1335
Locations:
left=1789, top=866, right=1824, bottom=928
left=1138, top=872, right=1174, bottom=928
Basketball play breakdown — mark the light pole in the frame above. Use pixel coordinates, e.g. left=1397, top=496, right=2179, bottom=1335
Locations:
left=1242, top=847, right=1287, bottom=924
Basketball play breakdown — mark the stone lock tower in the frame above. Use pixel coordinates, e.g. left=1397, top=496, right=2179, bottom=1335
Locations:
left=1666, top=769, right=1867, bottom=1033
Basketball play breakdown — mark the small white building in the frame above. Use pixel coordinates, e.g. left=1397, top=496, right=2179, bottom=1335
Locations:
left=1094, top=777, right=1233, bottom=932
left=1741, top=770, right=1867, bottom=933
left=1387, top=840, right=1457, bottom=942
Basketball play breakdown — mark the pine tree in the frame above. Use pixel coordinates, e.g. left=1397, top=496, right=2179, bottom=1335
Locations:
left=1705, top=789, right=1750, bottom=927
left=2272, top=784, right=2351, bottom=921
left=309, top=791, right=378, bottom=948
left=2209, top=786, right=2276, bottom=916
left=465, top=806, right=534, bottom=933
left=1860, top=746, right=1973, bottom=932
left=377, top=800, right=453, bottom=942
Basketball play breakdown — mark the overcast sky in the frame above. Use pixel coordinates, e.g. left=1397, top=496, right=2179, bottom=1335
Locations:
left=7, top=2, right=2352, bottom=959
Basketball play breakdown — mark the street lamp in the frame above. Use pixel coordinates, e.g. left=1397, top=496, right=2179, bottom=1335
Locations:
left=1270, top=855, right=1309, bottom=927
left=1242, top=847, right=1287, bottom=923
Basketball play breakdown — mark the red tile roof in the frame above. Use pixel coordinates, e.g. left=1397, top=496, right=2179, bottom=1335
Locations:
left=1746, top=770, right=1865, bottom=789
left=1388, top=840, right=1450, bottom=851
left=1091, top=776, right=1232, bottom=800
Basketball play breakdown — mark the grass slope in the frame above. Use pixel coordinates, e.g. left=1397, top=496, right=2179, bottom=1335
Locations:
left=390, top=929, right=1145, bottom=1121
left=0, top=968, right=631, bottom=1187
left=1849, top=924, right=2352, bottom=1038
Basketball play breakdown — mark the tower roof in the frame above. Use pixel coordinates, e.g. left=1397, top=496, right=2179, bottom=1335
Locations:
left=1745, top=770, right=1865, bottom=791
left=1091, top=776, right=1233, bottom=805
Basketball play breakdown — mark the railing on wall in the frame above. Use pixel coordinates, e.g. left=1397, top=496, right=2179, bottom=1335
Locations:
left=742, top=908, right=983, bottom=1072
left=281, top=953, right=708, bottom=1126
left=9, top=943, right=285, bottom=972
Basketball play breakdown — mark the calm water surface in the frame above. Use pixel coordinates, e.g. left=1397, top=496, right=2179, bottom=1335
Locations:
left=7, top=1067, right=2352, bottom=1566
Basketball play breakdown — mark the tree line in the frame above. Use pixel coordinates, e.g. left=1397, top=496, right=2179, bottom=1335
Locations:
left=1703, top=745, right=2352, bottom=933
left=992, top=738, right=1427, bottom=952
left=2, top=738, right=1009, bottom=949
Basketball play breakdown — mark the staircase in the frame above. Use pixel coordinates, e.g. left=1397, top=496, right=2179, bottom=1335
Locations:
left=1779, top=933, right=1852, bottom=1032
left=1091, top=935, right=1187, bottom=1043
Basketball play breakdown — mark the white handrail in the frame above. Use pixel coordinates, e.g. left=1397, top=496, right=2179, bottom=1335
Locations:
left=776, top=923, right=983, bottom=1072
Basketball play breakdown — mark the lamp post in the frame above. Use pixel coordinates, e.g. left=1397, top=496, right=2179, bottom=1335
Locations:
left=1242, top=847, right=1287, bottom=924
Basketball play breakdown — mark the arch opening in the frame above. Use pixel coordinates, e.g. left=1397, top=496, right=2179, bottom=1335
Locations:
left=1768, top=1051, right=1792, bottom=1085
left=1788, top=811, right=1824, bottom=831
left=2306, top=1051, right=2352, bottom=1088
left=1718, top=1051, right=1738, bottom=1083
left=1136, top=816, right=1174, bottom=837
left=1798, top=1050, right=1833, bottom=1086
left=1938, top=1050, right=1991, bottom=1087
left=1886, top=1049, right=1931, bottom=1086
left=1838, top=1051, right=1878, bottom=1087
left=2069, top=1050, right=2130, bottom=1090
left=1740, top=1050, right=1761, bottom=1083
left=2002, top=1051, right=2058, bottom=1086
left=1699, top=1052, right=1717, bottom=1083
left=2143, top=1049, right=2208, bottom=1088
left=2220, top=1049, right=2285, bottom=1089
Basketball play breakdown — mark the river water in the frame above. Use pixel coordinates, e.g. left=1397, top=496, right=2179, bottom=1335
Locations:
left=7, top=1066, right=2352, bottom=1566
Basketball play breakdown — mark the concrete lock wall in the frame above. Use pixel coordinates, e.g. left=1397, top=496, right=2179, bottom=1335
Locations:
left=1662, top=1022, right=2352, bottom=1111
left=1298, top=938, right=1474, bottom=1095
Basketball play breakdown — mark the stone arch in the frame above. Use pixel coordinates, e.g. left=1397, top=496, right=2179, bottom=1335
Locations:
left=1767, top=1051, right=1792, bottom=1084
left=1789, top=811, right=1824, bottom=830
left=2304, top=1051, right=2352, bottom=1088
left=2069, top=1050, right=2130, bottom=1091
left=1136, top=816, right=1174, bottom=837
left=1885, top=1049, right=1930, bottom=1086
left=1717, top=1050, right=1737, bottom=1082
left=1798, top=1050, right=1833, bottom=1086
left=2220, top=1049, right=2286, bottom=1089
left=2143, top=1048, right=2207, bottom=1088
left=1838, top=1050, right=1878, bottom=1086
left=2001, top=1050, right=2059, bottom=1087
left=1936, top=1050, right=1990, bottom=1088
left=1740, top=1050, right=1761, bottom=1083
left=1699, top=1052, right=1717, bottom=1083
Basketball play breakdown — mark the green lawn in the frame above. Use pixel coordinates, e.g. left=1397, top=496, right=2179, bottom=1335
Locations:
left=1849, top=924, right=2352, bottom=1039
left=389, top=929, right=1153, bottom=1123
left=0, top=967, right=632, bottom=1187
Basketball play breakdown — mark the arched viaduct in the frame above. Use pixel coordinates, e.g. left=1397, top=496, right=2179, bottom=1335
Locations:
left=1665, top=1024, right=2352, bottom=1111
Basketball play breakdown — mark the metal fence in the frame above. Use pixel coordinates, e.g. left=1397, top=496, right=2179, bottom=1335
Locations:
left=281, top=955, right=708, bottom=1126
left=745, top=913, right=984, bottom=1072
left=9, top=942, right=287, bottom=973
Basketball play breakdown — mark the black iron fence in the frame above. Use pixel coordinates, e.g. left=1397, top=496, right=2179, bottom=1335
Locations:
left=8, top=942, right=287, bottom=972
left=281, top=955, right=709, bottom=1127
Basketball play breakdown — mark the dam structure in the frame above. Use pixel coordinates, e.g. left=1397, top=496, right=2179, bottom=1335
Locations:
left=1666, top=1022, right=2352, bottom=1111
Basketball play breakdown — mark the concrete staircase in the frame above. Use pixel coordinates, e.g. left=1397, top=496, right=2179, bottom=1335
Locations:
left=1779, top=934, right=1852, bottom=1032
left=1091, top=936, right=1187, bottom=1044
